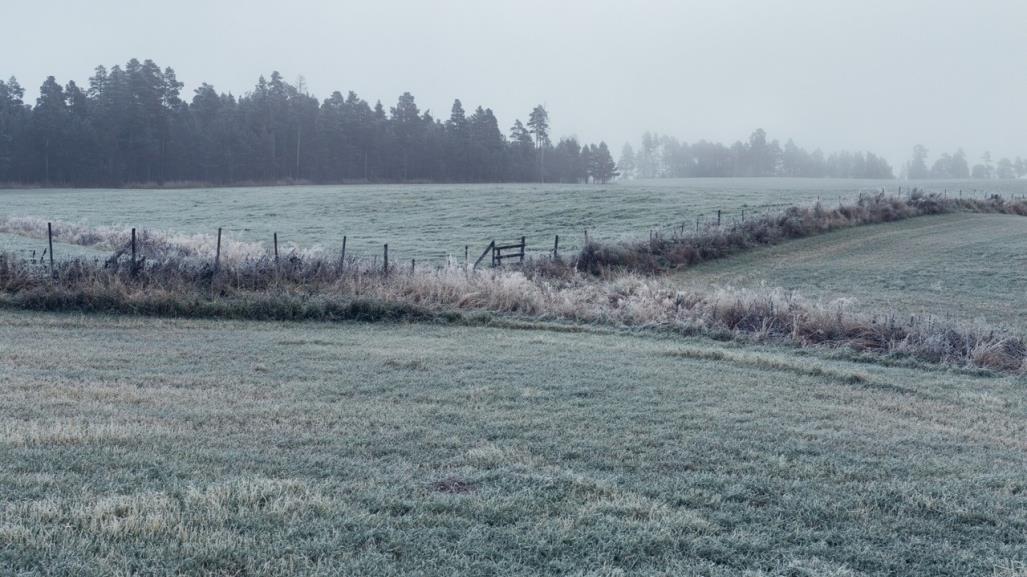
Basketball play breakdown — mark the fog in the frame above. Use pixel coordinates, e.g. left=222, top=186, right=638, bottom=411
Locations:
left=4, top=0, right=1025, bottom=168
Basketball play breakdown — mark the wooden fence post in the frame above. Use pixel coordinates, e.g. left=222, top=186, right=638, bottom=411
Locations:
left=695, top=215, right=700, bottom=233
left=273, top=232, right=279, bottom=262
left=340, top=236, right=347, bottom=267
left=464, top=245, right=469, bottom=269
left=383, top=243, right=389, bottom=275
left=411, top=258, right=416, bottom=273
left=47, top=222, right=54, bottom=277
left=717, top=210, right=721, bottom=227
left=520, top=236, right=526, bottom=263
left=131, top=228, right=136, bottom=275
left=553, top=235, right=559, bottom=260
left=473, top=241, right=495, bottom=270
left=214, top=228, right=222, bottom=273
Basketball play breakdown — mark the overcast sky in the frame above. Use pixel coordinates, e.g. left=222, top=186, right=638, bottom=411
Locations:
left=3, top=0, right=1024, bottom=168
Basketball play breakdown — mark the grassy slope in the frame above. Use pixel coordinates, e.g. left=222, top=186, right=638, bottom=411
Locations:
left=1, top=310, right=1025, bottom=576
left=672, top=212, right=1027, bottom=331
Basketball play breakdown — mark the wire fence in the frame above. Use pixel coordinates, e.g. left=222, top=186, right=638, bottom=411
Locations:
left=3, top=185, right=1023, bottom=273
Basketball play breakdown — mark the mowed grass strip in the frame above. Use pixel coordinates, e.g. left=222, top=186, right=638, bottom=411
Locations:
left=673, top=212, right=1027, bottom=331
left=1, top=310, right=1026, bottom=576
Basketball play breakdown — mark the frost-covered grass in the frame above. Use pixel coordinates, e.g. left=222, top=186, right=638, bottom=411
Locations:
left=0, top=310, right=1025, bottom=576
left=674, top=212, right=1027, bottom=332
left=4, top=178, right=1016, bottom=263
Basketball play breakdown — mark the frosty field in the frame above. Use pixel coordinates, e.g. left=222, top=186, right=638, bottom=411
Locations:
left=3, top=178, right=1021, bottom=263
left=1, top=310, right=1025, bottom=577
left=675, top=212, right=1027, bottom=331
left=4, top=180, right=1027, bottom=576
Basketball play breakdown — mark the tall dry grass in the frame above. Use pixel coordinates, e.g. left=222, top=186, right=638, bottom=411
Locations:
left=2, top=250, right=1023, bottom=372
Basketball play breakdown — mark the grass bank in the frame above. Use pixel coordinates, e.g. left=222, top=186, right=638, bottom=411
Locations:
left=673, top=212, right=1027, bottom=331
left=2, top=249, right=1025, bottom=372
left=578, top=192, right=1027, bottom=274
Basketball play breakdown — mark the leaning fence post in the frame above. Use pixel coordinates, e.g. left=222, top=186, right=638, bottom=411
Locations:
left=214, top=227, right=222, bottom=273
left=340, top=235, right=347, bottom=267
left=47, top=222, right=55, bottom=277
left=383, top=243, right=389, bottom=275
left=472, top=241, right=494, bottom=270
left=553, top=235, right=559, bottom=260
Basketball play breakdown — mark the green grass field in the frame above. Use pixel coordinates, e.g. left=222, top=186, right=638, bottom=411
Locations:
left=2, top=310, right=1025, bottom=576
left=673, top=212, right=1027, bottom=331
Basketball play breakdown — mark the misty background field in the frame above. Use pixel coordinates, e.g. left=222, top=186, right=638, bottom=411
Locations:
left=3, top=178, right=1024, bottom=263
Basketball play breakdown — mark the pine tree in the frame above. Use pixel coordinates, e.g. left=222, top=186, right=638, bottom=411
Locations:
left=908, top=145, right=929, bottom=179
left=0, top=77, right=28, bottom=181
left=30, top=76, right=67, bottom=183
left=469, top=107, right=505, bottom=181
left=527, top=105, right=549, bottom=182
left=593, top=142, right=618, bottom=183
left=618, top=143, right=636, bottom=179
left=579, top=144, right=593, bottom=183
left=445, top=99, right=469, bottom=180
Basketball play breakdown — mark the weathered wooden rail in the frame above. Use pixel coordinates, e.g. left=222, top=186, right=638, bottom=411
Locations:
left=473, top=236, right=526, bottom=270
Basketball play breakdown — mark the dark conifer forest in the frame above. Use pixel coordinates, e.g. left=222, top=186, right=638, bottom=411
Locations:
left=0, top=59, right=621, bottom=186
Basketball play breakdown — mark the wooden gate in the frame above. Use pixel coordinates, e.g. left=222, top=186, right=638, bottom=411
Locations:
left=473, top=236, right=526, bottom=269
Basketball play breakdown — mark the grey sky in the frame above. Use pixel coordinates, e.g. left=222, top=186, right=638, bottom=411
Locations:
left=4, top=0, right=1025, bottom=169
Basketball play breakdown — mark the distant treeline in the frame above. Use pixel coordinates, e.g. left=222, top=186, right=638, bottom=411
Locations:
left=620, top=130, right=895, bottom=179
left=905, top=145, right=1027, bottom=180
left=0, top=58, right=618, bottom=187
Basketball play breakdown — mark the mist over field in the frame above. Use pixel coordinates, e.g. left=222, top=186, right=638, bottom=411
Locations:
left=4, top=3, right=1027, bottom=576
left=3, top=0, right=1026, bottom=173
